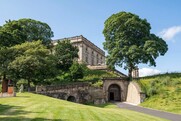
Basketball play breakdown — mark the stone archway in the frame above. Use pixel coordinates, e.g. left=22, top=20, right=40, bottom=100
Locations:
left=103, top=78, right=129, bottom=102
left=67, top=96, right=76, bottom=102
left=108, top=84, right=121, bottom=101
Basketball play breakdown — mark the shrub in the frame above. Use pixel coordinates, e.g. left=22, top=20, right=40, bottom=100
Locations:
left=69, top=62, right=85, bottom=81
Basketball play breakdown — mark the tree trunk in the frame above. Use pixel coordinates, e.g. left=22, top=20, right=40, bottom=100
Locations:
left=27, top=80, right=31, bottom=92
left=128, top=67, right=133, bottom=81
left=1, top=73, right=8, bottom=92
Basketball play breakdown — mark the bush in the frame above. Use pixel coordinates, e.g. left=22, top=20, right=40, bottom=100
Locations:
left=69, top=62, right=85, bottom=81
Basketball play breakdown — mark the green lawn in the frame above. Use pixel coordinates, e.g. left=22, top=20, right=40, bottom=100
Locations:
left=0, top=93, right=168, bottom=121
left=137, top=73, right=181, bottom=114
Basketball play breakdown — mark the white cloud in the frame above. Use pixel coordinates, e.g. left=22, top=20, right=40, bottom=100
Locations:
left=159, top=26, right=181, bottom=41
left=139, top=68, right=161, bottom=77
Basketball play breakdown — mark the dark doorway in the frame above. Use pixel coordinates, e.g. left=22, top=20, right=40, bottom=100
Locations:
left=67, top=96, right=76, bottom=102
left=110, top=92, right=114, bottom=101
left=108, top=84, right=121, bottom=101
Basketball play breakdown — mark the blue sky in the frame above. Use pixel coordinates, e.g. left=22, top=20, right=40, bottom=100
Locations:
left=0, top=0, right=181, bottom=76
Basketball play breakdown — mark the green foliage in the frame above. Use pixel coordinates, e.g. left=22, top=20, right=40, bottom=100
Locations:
left=52, top=68, right=118, bottom=85
left=161, top=76, right=171, bottom=86
left=69, top=62, right=84, bottom=81
left=0, top=18, right=53, bottom=47
left=91, top=80, right=103, bottom=87
left=0, top=47, right=15, bottom=78
left=82, top=69, right=117, bottom=82
left=16, top=79, right=28, bottom=92
left=8, top=41, right=58, bottom=91
left=103, top=11, right=168, bottom=79
left=137, top=73, right=181, bottom=114
left=54, top=39, right=79, bottom=71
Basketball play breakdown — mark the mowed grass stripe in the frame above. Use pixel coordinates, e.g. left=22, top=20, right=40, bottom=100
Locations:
left=0, top=93, right=168, bottom=121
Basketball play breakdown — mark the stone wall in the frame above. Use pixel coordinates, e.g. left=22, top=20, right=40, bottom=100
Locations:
left=126, top=82, right=145, bottom=105
left=53, top=35, right=105, bottom=66
left=36, top=79, right=145, bottom=105
left=103, top=78, right=129, bottom=102
left=36, top=83, right=106, bottom=104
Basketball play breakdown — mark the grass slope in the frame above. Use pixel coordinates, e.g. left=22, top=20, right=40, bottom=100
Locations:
left=137, top=73, right=181, bottom=114
left=0, top=93, right=167, bottom=121
left=82, top=69, right=117, bottom=81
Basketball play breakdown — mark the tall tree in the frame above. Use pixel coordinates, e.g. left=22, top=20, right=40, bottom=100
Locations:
left=54, top=39, right=79, bottom=71
left=8, top=41, right=57, bottom=91
left=0, top=18, right=54, bottom=84
left=0, top=47, right=15, bottom=82
left=0, top=18, right=54, bottom=47
left=103, top=12, right=168, bottom=80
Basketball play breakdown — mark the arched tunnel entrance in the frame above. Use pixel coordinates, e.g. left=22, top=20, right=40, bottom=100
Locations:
left=108, top=84, right=121, bottom=101
left=67, top=96, right=76, bottom=102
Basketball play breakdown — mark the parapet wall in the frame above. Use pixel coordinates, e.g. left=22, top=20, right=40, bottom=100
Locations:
left=36, top=83, right=106, bottom=104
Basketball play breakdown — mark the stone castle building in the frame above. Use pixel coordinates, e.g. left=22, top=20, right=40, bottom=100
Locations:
left=36, top=35, right=144, bottom=105
left=53, top=35, right=105, bottom=66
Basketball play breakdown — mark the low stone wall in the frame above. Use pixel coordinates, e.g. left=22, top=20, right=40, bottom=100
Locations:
left=36, top=80, right=145, bottom=105
left=36, top=83, right=106, bottom=104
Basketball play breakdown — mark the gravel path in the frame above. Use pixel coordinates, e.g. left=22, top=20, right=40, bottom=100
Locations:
left=116, top=102, right=181, bottom=121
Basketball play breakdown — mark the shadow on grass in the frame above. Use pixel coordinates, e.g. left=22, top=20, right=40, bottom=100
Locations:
left=0, top=117, right=67, bottom=121
left=0, top=104, right=32, bottom=115
left=0, top=104, right=67, bottom=121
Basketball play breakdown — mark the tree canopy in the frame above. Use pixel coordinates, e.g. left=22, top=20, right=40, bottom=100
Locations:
left=69, top=62, right=84, bottom=81
left=0, top=18, right=53, bottom=47
left=103, top=12, right=168, bottom=79
left=8, top=41, right=57, bottom=91
left=54, top=39, right=79, bottom=71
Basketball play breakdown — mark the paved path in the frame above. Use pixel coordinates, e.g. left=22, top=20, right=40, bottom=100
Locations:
left=116, top=102, right=181, bottom=121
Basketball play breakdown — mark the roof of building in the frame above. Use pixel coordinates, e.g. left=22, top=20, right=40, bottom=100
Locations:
left=53, top=35, right=105, bottom=55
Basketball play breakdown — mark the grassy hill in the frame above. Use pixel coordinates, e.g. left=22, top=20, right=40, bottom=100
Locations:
left=54, top=69, right=118, bottom=87
left=136, top=73, right=181, bottom=114
left=0, top=93, right=167, bottom=121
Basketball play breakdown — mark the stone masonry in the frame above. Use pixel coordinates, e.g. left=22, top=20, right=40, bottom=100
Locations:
left=53, top=35, right=105, bottom=66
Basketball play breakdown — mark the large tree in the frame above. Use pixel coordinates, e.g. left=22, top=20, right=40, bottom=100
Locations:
left=0, top=47, right=15, bottom=81
left=0, top=18, right=54, bottom=84
left=54, top=39, right=79, bottom=71
left=103, top=12, right=168, bottom=80
left=0, top=18, right=53, bottom=47
left=8, top=41, right=57, bottom=91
